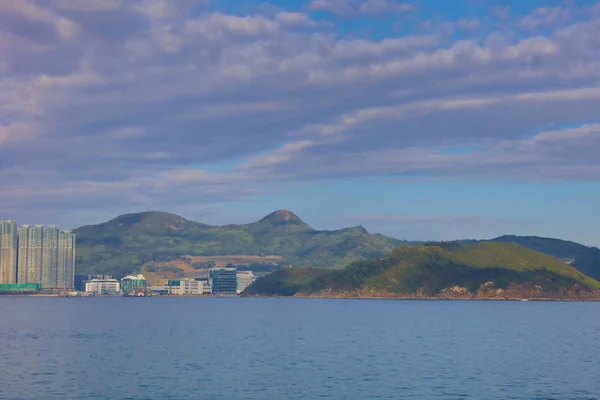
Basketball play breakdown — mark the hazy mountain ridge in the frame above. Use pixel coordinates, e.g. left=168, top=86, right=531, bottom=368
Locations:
left=243, top=242, right=600, bottom=300
left=74, top=210, right=404, bottom=277
left=74, top=210, right=600, bottom=283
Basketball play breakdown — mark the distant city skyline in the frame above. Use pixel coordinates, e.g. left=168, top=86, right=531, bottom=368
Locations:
left=0, top=220, right=75, bottom=289
left=1, top=0, right=600, bottom=246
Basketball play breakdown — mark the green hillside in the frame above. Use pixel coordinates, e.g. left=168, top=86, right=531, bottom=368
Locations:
left=74, top=210, right=405, bottom=277
left=243, top=242, right=600, bottom=298
left=490, top=235, right=600, bottom=281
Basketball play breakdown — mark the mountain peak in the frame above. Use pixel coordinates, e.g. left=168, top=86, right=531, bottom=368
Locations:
left=110, top=211, right=189, bottom=230
left=258, top=209, right=311, bottom=228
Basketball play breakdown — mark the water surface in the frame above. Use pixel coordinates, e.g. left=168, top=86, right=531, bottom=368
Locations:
left=1, top=297, right=599, bottom=399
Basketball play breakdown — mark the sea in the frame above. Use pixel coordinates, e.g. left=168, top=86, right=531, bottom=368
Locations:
left=0, top=297, right=599, bottom=400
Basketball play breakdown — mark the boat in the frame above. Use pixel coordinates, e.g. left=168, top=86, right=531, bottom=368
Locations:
left=521, top=299, right=529, bottom=302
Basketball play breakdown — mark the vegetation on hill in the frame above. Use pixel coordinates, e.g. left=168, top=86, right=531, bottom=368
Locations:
left=74, top=210, right=405, bottom=277
left=73, top=210, right=600, bottom=289
left=490, top=235, right=600, bottom=281
left=243, top=242, right=600, bottom=298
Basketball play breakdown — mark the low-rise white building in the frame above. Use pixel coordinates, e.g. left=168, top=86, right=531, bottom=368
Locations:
left=176, top=279, right=205, bottom=295
left=85, top=278, right=120, bottom=295
left=151, top=279, right=211, bottom=295
left=194, top=278, right=212, bottom=294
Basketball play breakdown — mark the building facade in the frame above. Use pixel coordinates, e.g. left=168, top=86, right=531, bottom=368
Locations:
left=209, top=268, right=238, bottom=294
left=121, top=274, right=149, bottom=296
left=85, top=278, right=120, bottom=294
left=41, top=226, right=59, bottom=289
left=57, top=230, right=76, bottom=289
left=0, top=283, right=42, bottom=293
left=236, top=271, right=256, bottom=294
left=170, top=279, right=208, bottom=295
left=17, top=225, right=41, bottom=284
left=151, top=279, right=211, bottom=295
left=0, top=221, right=18, bottom=284
left=195, top=277, right=212, bottom=294
left=15, top=224, right=75, bottom=289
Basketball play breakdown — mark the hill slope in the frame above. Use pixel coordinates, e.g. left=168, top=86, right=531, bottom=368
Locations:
left=243, top=242, right=600, bottom=299
left=74, top=210, right=405, bottom=277
left=490, top=235, right=600, bottom=281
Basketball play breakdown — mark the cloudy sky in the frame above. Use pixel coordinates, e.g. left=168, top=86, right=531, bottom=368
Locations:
left=1, top=0, right=600, bottom=245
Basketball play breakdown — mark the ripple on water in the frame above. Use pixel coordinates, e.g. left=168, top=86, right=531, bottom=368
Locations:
left=1, top=298, right=600, bottom=400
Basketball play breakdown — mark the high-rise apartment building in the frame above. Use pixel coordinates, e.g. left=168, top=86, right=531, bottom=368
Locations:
left=42, top=226, right=59, bottom=288
left=0, top=221, right=18, bottom=284
left=14, top=223, right=76, bottom=290
left=57, top=230, right=76, bottom=289
left=17, top=225, right=43, bottom=284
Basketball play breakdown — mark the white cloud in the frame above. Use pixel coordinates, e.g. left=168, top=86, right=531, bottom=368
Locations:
left=0, top=0, right=79, bottom=39
left=0, top=122, right=40, bottom=146
left=358, top=0, right=412, bottom=15
left=51, top=0, right=123, bottom=12
left=308, top=0, right=412, bottom=17
left=1, top=0, right=600, bottom=224
left=181, top=101, right=287, bottom=120
left=240, top=140, right=315, bottom=169
left=275, top=11, right=312, bottom=26
left=330, top=35, right=438, bottom=60
left=308, top=0, right=355, bottom=17
left=184, top=13, right=280, bottom=40
left=519, top=6, right=571, bottom=30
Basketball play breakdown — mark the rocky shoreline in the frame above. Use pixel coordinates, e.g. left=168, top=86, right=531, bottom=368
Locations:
left=287, top=284, right=600, bottom=301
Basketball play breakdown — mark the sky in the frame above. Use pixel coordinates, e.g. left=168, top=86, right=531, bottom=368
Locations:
left=1, top=0, right=600, bottom=245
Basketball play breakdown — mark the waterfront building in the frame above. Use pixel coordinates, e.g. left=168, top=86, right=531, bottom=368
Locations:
left=194, top=277, right=212, bottom=294
left=85, top=278, right=120, bottom=294
left=76, top=274, right=113, bottom=291
left=236, top=271, right=256, bottom=294
left=0, top=221, right=18, bottom=284
left=0, top=283, right=42, bottom=293
left=176, top=279, right=206, bottom=295
left=120, top=274, right=149, bottom=296
left=149, top=285, right=170, bottom=295
left=152, top=279, right=209, bottom=295
left=209, top=268, right=238, bottom=294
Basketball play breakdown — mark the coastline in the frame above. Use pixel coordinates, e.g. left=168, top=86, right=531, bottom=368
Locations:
left=246, top=294, right=600, bottom=302
left=243, top=288, right=600, bottom=301
left=4, top=292, right=600, bottom=301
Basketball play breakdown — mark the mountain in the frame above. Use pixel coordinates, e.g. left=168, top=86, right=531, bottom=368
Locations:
left=73, top=210, right=404, bottom=277
left=489, top=235, right=600, bottom=281
left=243, top=242, right=600, bottom=299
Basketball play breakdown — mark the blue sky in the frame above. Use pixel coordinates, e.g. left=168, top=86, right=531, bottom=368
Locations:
left=1, top=0, right=600, bottom=246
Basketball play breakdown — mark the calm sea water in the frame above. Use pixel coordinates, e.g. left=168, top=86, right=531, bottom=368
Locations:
left=1, top=297, right=599, bottom=400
